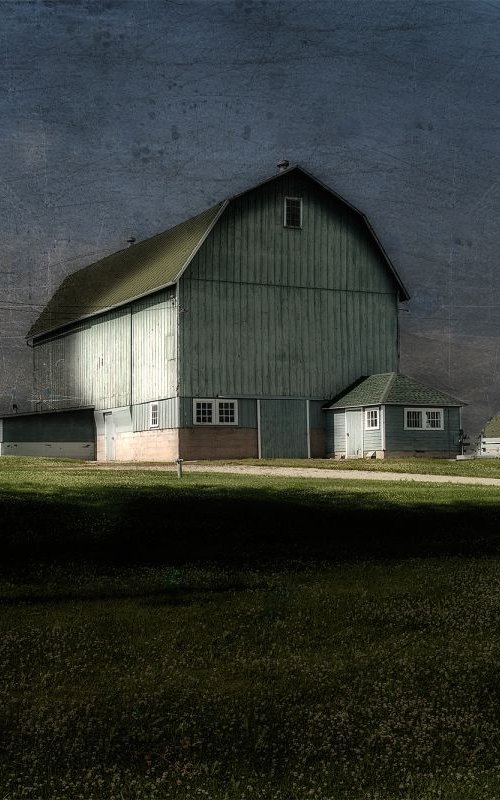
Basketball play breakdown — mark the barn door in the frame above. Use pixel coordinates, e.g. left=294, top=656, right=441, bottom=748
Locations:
left=104, top=412, right=116, bottom=461
left=259, top=400, right=308, bottom=458
left=345, top=408, right=363, bottom=458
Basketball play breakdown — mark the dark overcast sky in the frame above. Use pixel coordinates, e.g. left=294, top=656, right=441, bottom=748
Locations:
left=1, top=0, right=500, bottom=436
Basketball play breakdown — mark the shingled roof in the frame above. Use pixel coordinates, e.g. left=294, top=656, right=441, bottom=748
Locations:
left=327, top=373, right=463, bottom=409
left=28, top=202, right=226, bottom=339
left=483, top=413, right=500, bottom=437
left=28, top=164, right=409, bottom=340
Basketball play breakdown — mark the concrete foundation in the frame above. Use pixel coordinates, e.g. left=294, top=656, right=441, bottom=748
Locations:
left=96, top=428, right=179, bottom=462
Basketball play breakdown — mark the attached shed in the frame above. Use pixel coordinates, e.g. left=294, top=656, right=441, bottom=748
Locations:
left=0, top=409, right=96, bottom=460
left=325, top=373, right=463, bottom=459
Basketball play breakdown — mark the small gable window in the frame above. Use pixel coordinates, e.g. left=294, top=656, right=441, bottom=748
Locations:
left=365, top=408, right=379, bottom=430
left=404, top=408, right=444, bottom=430
left=150, top=402, right=159, bottom=428
left=284, top=197, right=302, bottom=229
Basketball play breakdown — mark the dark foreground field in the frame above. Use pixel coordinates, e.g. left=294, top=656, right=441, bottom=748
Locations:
left=2, top=458, right=500, bottom=799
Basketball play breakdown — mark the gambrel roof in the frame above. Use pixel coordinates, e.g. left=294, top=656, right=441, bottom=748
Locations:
left=326, top=373, right=463, bottom=409
left=28, top=165, right=409, bottom=340
left=28, top=202, right=226, bottom=339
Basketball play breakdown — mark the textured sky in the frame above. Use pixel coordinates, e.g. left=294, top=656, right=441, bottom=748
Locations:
left=1, top=0, right=500, bottom=436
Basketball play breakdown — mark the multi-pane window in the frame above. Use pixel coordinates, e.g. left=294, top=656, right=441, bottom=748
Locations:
left=194, top=399, right=238, bottom=425
left=365, top=408, right=379, bottom=429
left=426, top=410, right=443, bottom=429
left=195, top=400, right=214, bottom=424
left=284, top=197, right=302, bottom=228
left=218, top=401, right=236, bottom=424
left=150, top=402, right=159, bottom=428
left=404, top=408, right=444, bottom=430
left=405, top=409, right=422, bottom=429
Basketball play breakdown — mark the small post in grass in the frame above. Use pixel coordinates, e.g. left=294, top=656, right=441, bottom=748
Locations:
left=176, top=457, right=184, bottom=479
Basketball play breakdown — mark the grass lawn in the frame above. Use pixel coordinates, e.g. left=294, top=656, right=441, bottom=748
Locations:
left=2, top=457, right=500, bottom=799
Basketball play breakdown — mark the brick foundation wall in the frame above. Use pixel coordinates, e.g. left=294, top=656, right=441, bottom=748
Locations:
left=179, top=427, right=258, bottom=460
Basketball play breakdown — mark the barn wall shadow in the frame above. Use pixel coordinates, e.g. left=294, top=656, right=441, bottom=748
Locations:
left=1, top=480, right=500, bottom=570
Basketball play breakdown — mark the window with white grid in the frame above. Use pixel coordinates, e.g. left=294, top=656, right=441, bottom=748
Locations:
left=405, top=409, right=422, bottom=429
left=194, top=400, right=214, bottom=425
left=193, top=399, right=238, bottom=426
left=149, top=402, right=159, bottom=428
left=284, top=197, right=302, bottom=228
left=404, top=408, right=444, bottom=430
left=365, top=408, right=379, bottom=430
left=426, top=409, right=443, bottom=429
left=218, top=401, right=236, bottom=424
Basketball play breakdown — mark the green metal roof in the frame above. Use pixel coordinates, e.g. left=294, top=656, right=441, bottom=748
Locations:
left=483, top=413, right=500, bottom=437
left=28, top=202, right=225, bottom=339
left=327, top=373, right=463, bottom=409
left=28, top=163, right=409, bottom=340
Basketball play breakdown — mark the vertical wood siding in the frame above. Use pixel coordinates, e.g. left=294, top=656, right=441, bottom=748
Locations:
left=179, top=171, right=399, bottom=399
left=132, top=398, right=179, bottom=431
left=260, top=400, right=308, bottom=458
left=309, top=401, right=327, bottom=430
left=33, top=289, right=177, bottom=412
left=132, top=289, right=177, bottom=404
left=326, top=410, right=346, bottom=454
left=34, top=308, right=131, bottom=411
left=326, top=409, right=382, bottom=454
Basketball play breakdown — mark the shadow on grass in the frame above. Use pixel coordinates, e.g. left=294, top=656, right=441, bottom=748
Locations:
left=2, top=477, right=500, bottom=571
left=0, top=586, right=231, bottom=606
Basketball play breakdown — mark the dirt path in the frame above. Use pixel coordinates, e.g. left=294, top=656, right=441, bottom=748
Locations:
left=86, top=462, right=500, bottom=487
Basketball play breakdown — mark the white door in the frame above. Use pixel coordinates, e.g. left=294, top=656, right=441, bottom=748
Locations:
left=346, top=408, right=363, bottom=458
left=104, top=412, right=116, bottom=461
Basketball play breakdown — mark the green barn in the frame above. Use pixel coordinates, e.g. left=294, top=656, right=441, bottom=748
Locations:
left=0, top=162, right=461, bottom=461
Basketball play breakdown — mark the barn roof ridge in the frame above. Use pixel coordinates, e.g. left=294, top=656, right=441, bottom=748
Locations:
left=238, top=164, right=410, bottom=302
left=28, top=164, right=409, bottom=340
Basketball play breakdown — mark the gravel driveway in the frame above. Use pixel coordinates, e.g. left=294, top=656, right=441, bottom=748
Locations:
left=89, top=462, right=500, bottom=487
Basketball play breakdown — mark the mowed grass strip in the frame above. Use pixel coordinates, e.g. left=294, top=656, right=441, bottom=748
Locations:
left=2, top=458, right=500, bottom=799
left=10, top=453, right=500, bottom=480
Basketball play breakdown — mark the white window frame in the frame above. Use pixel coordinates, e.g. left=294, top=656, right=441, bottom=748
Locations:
left=193, top=399, right=239, bottom=426
left=284, top=197, right=303, bottom=229
left=149, top=402, right=159, bottom=428
left=193, top=399, right=215, bottom=425
left=404, top=407, right=444, bottom=431
left=365, top=408, right=380, bottom=430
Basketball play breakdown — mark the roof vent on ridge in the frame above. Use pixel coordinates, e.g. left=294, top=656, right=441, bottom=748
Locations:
left=277, top=159, right=290, bottom=172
